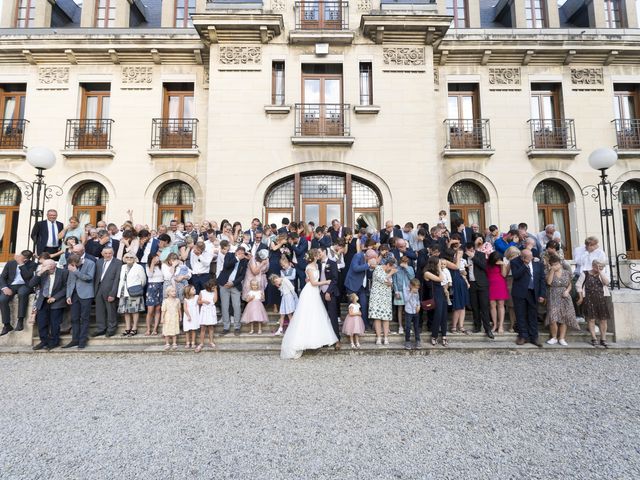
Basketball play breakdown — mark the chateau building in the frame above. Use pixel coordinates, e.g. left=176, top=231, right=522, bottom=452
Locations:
left=1, top=0, right=640, bottom=262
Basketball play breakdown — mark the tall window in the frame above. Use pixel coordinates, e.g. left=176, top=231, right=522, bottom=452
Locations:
left=447, top=83, right=480, bottom=148
left=175, top=0, right=195, bottom=28
left=604, top=0, right=622, bottom=28
left=0, top=84, right=26, bottom=149
left=73, top=182, right=108, bottom=227
left=272, top=61, right=285, bottom=106
left=446, top=0, right=468, bottom=28
left=525, top=0, right=546, bottom=28
left=448, top=181, right=486, bottom=230
left=160, top=83, right=195, bottom=148
left=0, top=182, right=20, bottom=263
left=613, top=84, right=640, bottom=149
left=15, top=0, right=35, bottom=27
left=621, top=180, right=640, bottom=259
left=79, top=84, right=111, bottom=149
left=534, top=180, right=572, bottom=259
left=359, top=63, right=373, bottom=106
left=157, top=182, right=194, bottom=226
left=95, top=0, right=116, bottom=28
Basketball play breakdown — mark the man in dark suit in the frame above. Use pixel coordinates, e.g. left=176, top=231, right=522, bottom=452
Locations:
left=217, top=247, right=248, bottom=335
left=245, top=218, right=261, bottom=243
left=464, top=242, right=494, bottom=339
left=311, top=226, right=332, bottom=250
left=30, top=209, right=64, bottom=256
left=85, top=229, right=120, bottom=259
left=289, top=232, right=308, bottom=292
left=390, top=239, right=417, bottom=269
left=379, top=220, right=403, bottom=245
left=29, top=259, right=68, bottom=350
left=136, top=229, right=158, bottom=263
left=92, top=246, right=122, bottom=338
left=63, top=246, right=96, bottom=349
left=329, top=219, right=343, bottom=243
left=318, top=248, right=341, bottom=349
left=452, top=218, right=473, bottom=246
left=511, top=249, right=547, bottom=347
left=344, top=250, right=374, bottom=329
left=0, top=250, right=37, bottom=335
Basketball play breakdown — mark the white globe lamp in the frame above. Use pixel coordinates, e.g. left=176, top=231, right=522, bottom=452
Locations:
left=26, top=146, right=57, bottom=170
left=588, top=147, right=618, bottom=171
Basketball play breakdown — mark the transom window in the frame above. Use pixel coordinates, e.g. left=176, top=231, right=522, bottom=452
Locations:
left=157, top=181, right=195, bottom=226
left=73, top=182, right=108, bottom=227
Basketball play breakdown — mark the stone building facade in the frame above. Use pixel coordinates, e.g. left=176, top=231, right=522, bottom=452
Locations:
left=0, top=0, right=640, bottom=262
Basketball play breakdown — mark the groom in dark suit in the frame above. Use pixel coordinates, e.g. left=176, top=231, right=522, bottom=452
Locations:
left=318, top=249, right=341, bottom=350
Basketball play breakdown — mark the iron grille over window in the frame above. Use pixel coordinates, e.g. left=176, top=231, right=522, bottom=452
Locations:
left=74, top=183, right=108, bottom=206
left=534, top=181, right=569, bottom=204
left=0, top=182, right=20, bottom=206
left=352, top=181, right=380, bottom=208
left=265, top=180, right=295, bottom=208
left=301, top=175, right=345, bottom=198
left=447, top=181, right=486, bottom=204
left=158, top=182, right=195, bottom=206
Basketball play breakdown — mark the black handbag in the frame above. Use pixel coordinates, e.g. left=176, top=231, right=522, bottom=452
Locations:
left=123, top=268, right=144, bottom=297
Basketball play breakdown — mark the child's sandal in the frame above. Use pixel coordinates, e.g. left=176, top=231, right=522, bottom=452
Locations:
left=163, top=344, right=171, bottom=351
left=195, top=344, right=203, bottom=353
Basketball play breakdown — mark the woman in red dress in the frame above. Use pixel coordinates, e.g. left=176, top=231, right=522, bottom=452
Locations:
left=487, top=251, right=509, bottom=334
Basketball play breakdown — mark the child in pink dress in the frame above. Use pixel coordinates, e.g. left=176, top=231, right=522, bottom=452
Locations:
left=240, top=280, right=269, bottom=334
left=342, top=293, right=365, bottom=349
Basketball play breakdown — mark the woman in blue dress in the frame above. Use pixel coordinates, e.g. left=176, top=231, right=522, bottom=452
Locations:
left=265, top=234, right=291, bottom=312
left=442, top=247, right=470, bottom=334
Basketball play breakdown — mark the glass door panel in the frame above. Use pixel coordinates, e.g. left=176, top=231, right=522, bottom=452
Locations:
left=304, top=203, right=320, bottom=227
left=325, top=204, right=342, bottom=224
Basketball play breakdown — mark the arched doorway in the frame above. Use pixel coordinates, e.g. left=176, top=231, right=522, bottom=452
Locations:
left=72, top=182, right=108, bottom=226
left=264, top=173, right=382, bottom=229
left=448, top=180, right=486, bottom=230
left=534, top=180, right=572, bottom=259
left=620, top=180, right=640, bottom=259
left=0, top=182, right=20, bottom=262
left=157, top=181, right=194, bottom=226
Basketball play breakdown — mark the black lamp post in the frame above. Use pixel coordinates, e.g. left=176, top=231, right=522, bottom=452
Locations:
left=16, top=147, right=63, bottom=253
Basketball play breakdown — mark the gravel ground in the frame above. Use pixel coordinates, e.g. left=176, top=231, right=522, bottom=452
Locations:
left=1, top=352, right=639, bottom=480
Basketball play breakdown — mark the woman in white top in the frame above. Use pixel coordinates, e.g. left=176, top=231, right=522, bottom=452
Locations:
left=117, top=253, right=147, bottom=336
left=144, top=253, right=164, bottom=336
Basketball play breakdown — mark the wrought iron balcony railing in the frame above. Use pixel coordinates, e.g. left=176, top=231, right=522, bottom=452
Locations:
left=65, top=119, right=114, bottom=150
left=151, top=118, right=199, bottom=149
left=294, top=1, right=349, bottom=30
left=444, top=119, right=491, bottom=150
left=613, top=119, right=640, bottom=150
left=294, top=103, right=350, bottom=137
left=0, top=118, right=28, bottom=149
left=527, top=118, right=577, bottom=150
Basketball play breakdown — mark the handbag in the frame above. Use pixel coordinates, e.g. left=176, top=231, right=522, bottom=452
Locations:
left=421, top=298, right=436, bottom=311
left=123, top=268, right=144, bottom=297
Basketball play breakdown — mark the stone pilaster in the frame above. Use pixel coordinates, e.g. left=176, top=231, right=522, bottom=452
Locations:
left=545, top=0, right=560, bottom=27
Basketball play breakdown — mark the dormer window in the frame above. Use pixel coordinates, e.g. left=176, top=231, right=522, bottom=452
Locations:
left=15, top=0, right=35, bottom=27
left=95, top=0, right=116, bottom=28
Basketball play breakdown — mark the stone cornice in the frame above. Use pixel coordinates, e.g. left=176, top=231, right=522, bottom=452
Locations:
left=191, top=13, right=284, bottom=44
left=360, top=14, right=453, bottom=45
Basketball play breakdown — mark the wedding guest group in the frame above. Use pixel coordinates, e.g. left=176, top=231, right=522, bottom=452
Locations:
left=2, top=209, right=614, bottom=354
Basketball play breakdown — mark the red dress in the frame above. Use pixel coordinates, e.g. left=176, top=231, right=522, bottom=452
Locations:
left=487, top=264, right=509, bottom=301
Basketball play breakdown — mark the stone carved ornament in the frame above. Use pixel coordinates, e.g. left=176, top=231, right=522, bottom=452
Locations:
left=121, top=66, right=153, bottom=84
left=357, top=0, right=372, bottom=12
left=219, top=46, right=262, bottom=65
left=38, top=67, right=69, bottom=84
left=271, top=0, right=285, bottom=11
left=433, top=68, right=439, bottom=85
left=488, top=67, right=521, bottom=85
left=570, top=67, right=603, bottom=85
left=383, top=48, right=425, bottom=66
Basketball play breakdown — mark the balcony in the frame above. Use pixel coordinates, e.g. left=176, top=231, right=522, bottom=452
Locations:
left=290, top=1, right=354, bottom=44
left=0, top=118, right=28, bottom=150
left=443, top=119, right=494, bottom=157
left=613, top=119, right=640, bottom=157
left=292, top=103, right=353, bottom=146
left=64, top=119, right=114, bottom=158
left=526, top=119, right=579, bottom=158
left=149, top=118, right=200, bottom=158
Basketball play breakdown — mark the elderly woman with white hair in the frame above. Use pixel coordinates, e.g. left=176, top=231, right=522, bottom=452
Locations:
left=242, top=248, right=270, bottom=301
left=576, top=259, right=611, bottom=348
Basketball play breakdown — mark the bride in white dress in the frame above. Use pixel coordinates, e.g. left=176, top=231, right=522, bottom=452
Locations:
left=280, top=249, right=338, bottom=359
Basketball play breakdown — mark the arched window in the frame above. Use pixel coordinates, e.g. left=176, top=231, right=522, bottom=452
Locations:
left=448, top=181, right=486, bottom=230
left=263, top=173, right=382, bottom=228
left=157, top=181, right=194, bottom=226
left=72, top=182, right=108, bottom=227
left=0, top=182, right=20, bottom=262
left=534, top=180, right=572, bottom=259
left=621, top=180, right=640, bottom=259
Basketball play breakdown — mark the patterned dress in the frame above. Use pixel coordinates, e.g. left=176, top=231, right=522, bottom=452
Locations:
left=161, top=298, right=181, bottom=337
left=369, top=266, right=393, bottom=321
left=582, top=272, right=611, bottom=321
left=545, top=269, right=578, bottom=328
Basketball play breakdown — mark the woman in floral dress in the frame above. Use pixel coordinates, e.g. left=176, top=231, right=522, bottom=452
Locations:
left=369, top=257, right=397, bottom=346
left=545, top=254, right=578, bottom=346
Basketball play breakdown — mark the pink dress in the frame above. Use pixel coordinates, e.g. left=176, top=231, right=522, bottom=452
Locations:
left=487, top=264, right=509, bottom=301
left=241, top=290, right=269, bottom=324
left=342, top=304, right=365, bottom=335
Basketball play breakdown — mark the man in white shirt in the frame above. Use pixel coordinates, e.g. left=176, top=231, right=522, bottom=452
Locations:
left=538, top=224, right=562, bottom=252
left=189, top=242, right=213, bottom=293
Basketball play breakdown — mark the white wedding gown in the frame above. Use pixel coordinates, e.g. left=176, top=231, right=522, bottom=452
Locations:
left=280, top=266, right=338, bottom=359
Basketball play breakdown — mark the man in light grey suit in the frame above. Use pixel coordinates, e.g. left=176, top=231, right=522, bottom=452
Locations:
left=93, top=247, right=122, bottom=338
left=63, top=247, right=96, bottom=349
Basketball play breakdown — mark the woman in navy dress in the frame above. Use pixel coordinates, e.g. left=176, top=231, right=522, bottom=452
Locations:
left=265, top=234, right=291, bottom=311
left=442, top=247, right=470, bottom=334
left=424, top=256, right=448, bottom=347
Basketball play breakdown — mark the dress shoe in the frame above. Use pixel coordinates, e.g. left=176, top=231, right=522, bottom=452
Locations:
left=334, top=341, right=342, bottom=351
left=0, top=325, right=13, bottom=336
left=61, top=341, right=79, bottom=349
left=91, top=330, right=107, bottom=338
left=32, top=342, right=47, bottom=351
left=515, top=337, right=526, bottom=346
left=486, top=331, right=495, bottom=340
left=221, top=329, right=230, bottom=336
left=15, top=319, right=24, bottom=331
left=233, top=329, right=241, bottom=336
left=531, top=338, right=543, bottom=348
left=78, top=344, right=86, bottom=350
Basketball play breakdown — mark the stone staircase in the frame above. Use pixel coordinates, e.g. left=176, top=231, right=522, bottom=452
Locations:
left=0, top=296, right=615, bottom=353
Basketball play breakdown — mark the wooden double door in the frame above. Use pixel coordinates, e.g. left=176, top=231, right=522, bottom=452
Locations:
left=302, top=199, right=342, bottom=228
